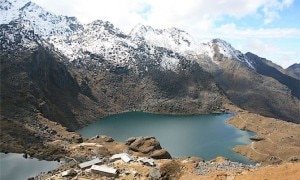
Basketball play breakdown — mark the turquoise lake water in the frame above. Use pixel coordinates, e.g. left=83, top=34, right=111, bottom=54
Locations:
left=78, top=112, right=255, bottom=164
left=0, top=153, right=60, bottom=180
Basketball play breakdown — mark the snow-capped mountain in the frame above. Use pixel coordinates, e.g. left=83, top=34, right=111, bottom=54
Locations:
left=208, top=39, right=255, bottom=69
left=0, top=0, right=257, bottom=71
left=0, top=1, right=183, bottom=69
left=130, top=23, right=202, bottom=55
left=1, top=0, right=82, bottom=38
left=1, top=0, right=299, bottom=132
left=0, top=0, right=28, bottom=24
left=129, top=24, right=255, bottom=69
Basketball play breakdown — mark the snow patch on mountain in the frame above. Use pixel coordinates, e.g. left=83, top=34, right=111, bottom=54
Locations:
left=0, top=0, right=29, bottom=24
left=48, top=20, right=139, bottom=66
left=209, top=39, right=255, bottom=69
left=130, top=24, right=255, bottom=70
left=130, top=24, right=203, bottom=55
left=19, top=2, right=82, bottom=37
left=160, top=56, right=179, bottom=71
left=0, top=23, right=40, bottom=51
left=1, top=0, right=82, bottom=38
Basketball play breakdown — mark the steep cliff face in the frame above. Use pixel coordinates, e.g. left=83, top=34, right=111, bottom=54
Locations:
left=0, top=46, right=102, bottom=131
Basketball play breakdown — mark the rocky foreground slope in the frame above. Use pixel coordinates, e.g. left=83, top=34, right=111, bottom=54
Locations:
left=33, top=108, right=300, bottom=179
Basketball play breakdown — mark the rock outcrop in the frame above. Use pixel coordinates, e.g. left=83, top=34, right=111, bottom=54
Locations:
left=126, top=137, right=172, bottom=159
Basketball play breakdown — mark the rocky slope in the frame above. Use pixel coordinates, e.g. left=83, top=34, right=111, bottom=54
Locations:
left=245, top=52, right=300, bottom=99
left=129, top=25, right=300, bottom=123
left=286, top=63, right=300, bottom=80
left=208, top=51, right=300, bottom=122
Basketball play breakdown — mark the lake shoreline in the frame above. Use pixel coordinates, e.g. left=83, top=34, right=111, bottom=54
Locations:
left=1, top=108, right=299, bottom=165
left=225, top=104, right=300, bottom=165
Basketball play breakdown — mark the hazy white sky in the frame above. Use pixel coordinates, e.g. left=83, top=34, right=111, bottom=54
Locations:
left=32, top=0, right=299, bottom=68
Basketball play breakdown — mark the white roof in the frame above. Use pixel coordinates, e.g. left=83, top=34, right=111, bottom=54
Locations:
left=110, top=153, right=133, bottom=163
left=79, top=158, right=102, bottom=169
left=91, top=165, right=117, bottom=174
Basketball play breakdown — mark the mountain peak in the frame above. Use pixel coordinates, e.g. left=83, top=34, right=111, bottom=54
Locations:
left=19, top=1, right=35, bottom=10
left=286, top=63, right=300, bottom=79
left=210, top=38, right=235, bottom=51
left=208, top=38, right=255, bottom=69
left=0, top=0, right=30, bottom=24
left=1, top=0, right=83, bottom=37
left=130, top=23, right=199, bottom=55
left=129, top=23, right=154, bottom=38
left=287, top=63, right=300, bottom=69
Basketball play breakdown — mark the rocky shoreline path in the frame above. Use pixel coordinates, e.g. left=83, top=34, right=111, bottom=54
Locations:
left=227, top=110, right=300, bottom=165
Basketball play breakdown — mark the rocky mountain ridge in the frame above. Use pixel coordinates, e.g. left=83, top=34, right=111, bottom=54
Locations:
left=0, top=0, right=256, bottom=70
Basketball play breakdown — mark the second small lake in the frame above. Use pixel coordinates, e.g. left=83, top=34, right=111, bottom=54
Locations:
left=78, top=112, right=255, bottom=164
left=0, top=153, right=61, bottom=180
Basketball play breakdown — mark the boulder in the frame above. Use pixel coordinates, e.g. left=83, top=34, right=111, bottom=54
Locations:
left=288, top=156, right=299, bottom=162
left=128, top=137, right=162, bottom=154
left=267, top=156, right=282, bottom=164
left=100, top=135, right=114, bottom=142
left=211, top=156, right=228, bottom=163
left=249, top=136, right=265, bottom=141
left=127, top=137, right=172, bottom=159
left=61, top=169, right=77, bottom=177
left=72, top=135, right=83, bottom=143
left=148, top=168, right=161, bottom=180
left=138, top=157, right=156, bottom=166
left=150, top=149, right=172, bottom=159
left=125, top=137, right=137, bottom=145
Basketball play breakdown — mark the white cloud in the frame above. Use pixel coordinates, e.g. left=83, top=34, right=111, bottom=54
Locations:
left=263, top=0, right=294, bottom=24
left=210, top=23, right=300, bottom=39
left=279, top=54, right=299, bottom=68
left=242, top=39, right=279, bottom=54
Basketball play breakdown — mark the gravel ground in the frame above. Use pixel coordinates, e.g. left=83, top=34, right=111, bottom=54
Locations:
left=196, top=160, right=260, bottom=175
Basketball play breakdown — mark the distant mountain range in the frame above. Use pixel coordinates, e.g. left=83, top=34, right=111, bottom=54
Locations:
left=1, top=0, right=299, bottom=145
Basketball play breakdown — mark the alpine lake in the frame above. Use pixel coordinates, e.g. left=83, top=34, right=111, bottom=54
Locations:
left=0, top=153, right=61, bottom=180
left=78, top=112, right=255, bottom=164
left=0, top=112, right=256, bottom=179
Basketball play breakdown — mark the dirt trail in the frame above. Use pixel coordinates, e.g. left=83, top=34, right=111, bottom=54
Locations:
left=227, top=109, right=300, bottom=165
